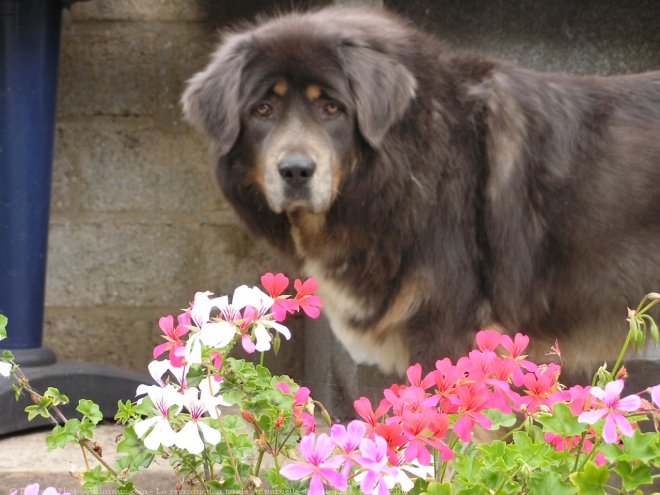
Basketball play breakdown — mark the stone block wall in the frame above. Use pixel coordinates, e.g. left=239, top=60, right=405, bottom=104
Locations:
left=44, top=0, right=330, bottom=376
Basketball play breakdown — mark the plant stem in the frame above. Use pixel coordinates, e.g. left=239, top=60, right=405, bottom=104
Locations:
left=572, top=432, right=588, bottom=472
left=610, top=332, right=632, bottom=382
left=13, top=362, right=151, bottom=495
left=218, top=414, right=244, bottom=492
left=254, top=449, right=265, bottom=477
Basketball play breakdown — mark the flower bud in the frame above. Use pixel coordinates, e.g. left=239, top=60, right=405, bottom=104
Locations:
left=257, top=431, right=268, bottom=447
left=615, top=366, right=628, bottom=381
left=275, top=410, right=285, bottom=429
left=241, top=409, right=257, bottom=425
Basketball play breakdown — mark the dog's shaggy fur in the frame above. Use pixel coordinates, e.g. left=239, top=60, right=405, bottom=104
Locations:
left=182, top=7, right=660, bottom=376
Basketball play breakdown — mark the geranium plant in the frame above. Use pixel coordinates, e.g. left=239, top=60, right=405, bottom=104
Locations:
left=1, top=279, right=659, bottom=495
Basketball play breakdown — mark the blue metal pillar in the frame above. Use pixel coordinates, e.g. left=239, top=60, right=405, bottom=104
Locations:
left=0, top=0, right=63, bottom=363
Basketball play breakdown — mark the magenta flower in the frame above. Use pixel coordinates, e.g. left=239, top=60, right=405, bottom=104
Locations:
left=354, top=435, right=400, bottom=495
left=578, top=380, right=641, bottom=443
left=153, top=314, right=189, bottom=367
left=294, top=278, right=324, bottom=319
left=331, top=420, right=366, bottom=476
left=261, top=272, right=299, bottom=321
left=280, top=433, right=347, bottom=495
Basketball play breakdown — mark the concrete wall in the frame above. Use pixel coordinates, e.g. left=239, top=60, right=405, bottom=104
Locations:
left=45, top=0, right=659, bottom=418
left=45, top=1, right=334, bottom=377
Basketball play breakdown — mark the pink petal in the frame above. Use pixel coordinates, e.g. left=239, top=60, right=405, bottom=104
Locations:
left=652, top=385, right=660, bottom=408
left=299, top=434, right=317, bottom=461
left=589, top=386, right=606, bottom=401
left=578, top=408, right=609, bottom=425
left=602, top=414, right=618, bottom=443
left=603, top=380, right=625, bottom=404
left=159, top=315, right=174, bottom=337
left=453, top=415, right=475, bottom=442
left=280, top=463, right=316, bottom=481
left=25, top=485, right=40, bottom=495
left=613, top=412, right=635, bottom=438
left=360, top=471, right=378, bottom=494
left=346, top=420, right=366, bottom=447
left=241, top=334, right=255, bottom=354
left=616, top=394, right=641, bottom=413
left=153, top=342, right=170, bottom=359
left=320, top=467, right=348, bottom=491
left=309, top=473, right=326, bottom=495
left=300, top=301, right=322, bottom=319
left=476, top=329, right=503, bottom=351
left=314, top=434, right=336, bottom=461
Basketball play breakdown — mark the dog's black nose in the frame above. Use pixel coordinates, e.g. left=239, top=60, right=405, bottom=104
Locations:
left=278, top=155, right=316, bottom=186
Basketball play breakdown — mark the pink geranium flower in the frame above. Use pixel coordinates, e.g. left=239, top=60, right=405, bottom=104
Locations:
left=354, top=396, right=391, bottom=432
left=280, top=433, right=347, bottom=495
left=513, top=365, right=564, bottom=414
left=578, top=380, right=641, bottom=443
left=354, top=435, right=401, bottom=495
left=261, top=272, right=300, bottom=321
left=544, top=433, right=607, bottom=466
left=294, top=278, right=323, bottom=319
left=449, top=383, right=493, bottom=442
left=153, top=314, right=190, bottom=367
left=331, top=420, right=366, bottom=476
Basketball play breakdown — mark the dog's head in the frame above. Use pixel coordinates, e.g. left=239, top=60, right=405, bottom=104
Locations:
left=182, top=8, right=417, bottom=217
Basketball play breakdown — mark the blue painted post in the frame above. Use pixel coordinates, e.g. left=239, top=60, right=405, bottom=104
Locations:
left=0, top=0, right=65, bottom=364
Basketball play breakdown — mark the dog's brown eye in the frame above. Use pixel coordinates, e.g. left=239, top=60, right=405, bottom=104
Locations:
left=254, top=102, right=274, bottom=118
left=322, top=101, right=341, bottom=116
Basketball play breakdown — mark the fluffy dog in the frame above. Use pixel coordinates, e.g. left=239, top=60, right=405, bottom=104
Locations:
left=182, top=7, right=660, bottom=377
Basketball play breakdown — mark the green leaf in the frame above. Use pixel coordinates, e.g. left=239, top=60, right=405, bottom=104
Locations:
left=44, top=387, right=69, bottom=406
left=619, top=429, right=658, bottom=464
left=25, top=397, right=54, bottom=421
left=46, top=419, right=81, bottom=451
left=0, top=314, right=7, bottom=340
left=11, top=384, right=22, bottom=401
left=537, top=403, right=589, bottom=437
left=426, top=481, right=453, bottom=495
left=116, top=426, right=154, bottom=472
left=77, top=399, right=103, bottom=425
left=82, top=465, right=111, bottom=495
left=614, top=461, right=653, bottom=491
left=116, top=483, right=137, bottom=495
left=115, top=399, right=138, bottom=425
left=569, top=461, right=609, bottom=495
left=2, top=349, right=14, bottom=362
left=482, top=408, right=518, bottom=430
left=599, top=442, right=623, bottom=463
left=512, top=431, right=557, bottom=469
left=529, top=471, right=577, bottom=495
left=644, top=314, right=659, bottom=345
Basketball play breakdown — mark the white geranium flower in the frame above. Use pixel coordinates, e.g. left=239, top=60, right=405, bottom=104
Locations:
left=175, top=387, right=223, bottom=454
left=0, top=360, right=12, bottom=377
left=134, top=384, right=183, bottom=451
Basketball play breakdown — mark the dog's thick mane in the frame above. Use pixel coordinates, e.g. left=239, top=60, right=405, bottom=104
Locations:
left=183, top=6, right=660, bottom=375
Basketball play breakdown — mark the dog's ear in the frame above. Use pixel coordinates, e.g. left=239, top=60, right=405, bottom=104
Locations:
left=339, top=43, right=417, bottom=147
left=181, top=36, right=252, bottom=156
